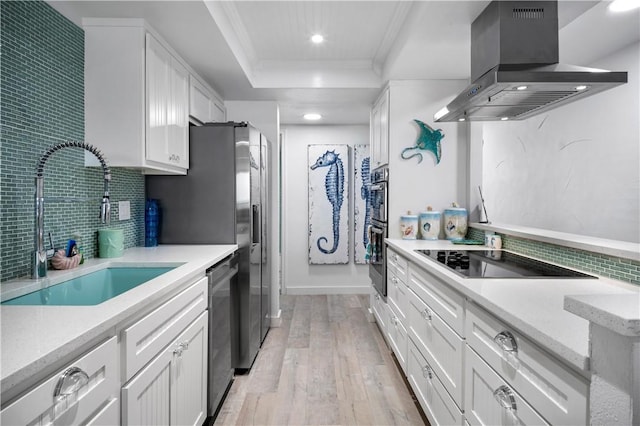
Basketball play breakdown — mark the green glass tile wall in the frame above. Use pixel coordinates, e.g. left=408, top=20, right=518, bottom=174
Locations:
left=469, top=227, right=640, bottom=285
left=1, top=1, right=145, bottom=282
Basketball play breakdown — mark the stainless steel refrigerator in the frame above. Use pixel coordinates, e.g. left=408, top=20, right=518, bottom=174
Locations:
left=146, top=122, right=271, bottom=372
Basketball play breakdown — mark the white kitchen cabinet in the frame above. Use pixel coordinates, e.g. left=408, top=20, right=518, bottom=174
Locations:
left=370, top=87, right=389, bottom=168
left=122, top=311, right=208, bottom=426
left=465, top=303, right=588, bottom=425
left=84, top=19, right=190, bottom=174
left=407, top=340, right=464, bottom=426
left=408, top=285, right=464, bottom=408
left=189, top=75, right=226, bottom=124
left=386, top=301, right=409, bottom=373
left=465, top=346, right=549, bottom=426
left=371, top=290, right=387, bottom=335
left=0, top=337, right=119, bottom=426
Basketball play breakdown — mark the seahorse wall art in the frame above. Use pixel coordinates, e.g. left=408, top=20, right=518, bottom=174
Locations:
left=401, top=119, right=445, bottom=164
left=354, top=145, right=371, bottom=264
left=308, top=145, right=350, bottom=264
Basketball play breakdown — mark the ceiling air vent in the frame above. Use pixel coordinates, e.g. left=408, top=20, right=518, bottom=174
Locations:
left=512, top=8, right=545, bottom=19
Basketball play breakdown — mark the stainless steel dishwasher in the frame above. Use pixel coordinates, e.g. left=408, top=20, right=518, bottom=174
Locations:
left=206, top=253, right=237, bottom=421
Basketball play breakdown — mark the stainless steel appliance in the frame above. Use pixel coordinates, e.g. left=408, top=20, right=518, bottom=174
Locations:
left=369, top=166, right=388, bottom=298
left=145, top=122, right=271, bottom=374
left=206, top=253, right=237, bottom=420
left=415, top=249, right=595, bottom=279
left=434, top=0, right=627, bottom=122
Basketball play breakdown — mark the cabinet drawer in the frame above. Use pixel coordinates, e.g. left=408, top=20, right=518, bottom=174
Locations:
left=123, top=276, right=207, bottom=380
left=371, top=290, right=387, bottom=334
left=407, top=340, right=464, bottom=426
left=386, top=305, right=408, bottom=375
left=408, top=287, right=464, bottom=407
left=408, top=264, right=465, bottom=336
left=465, top=303, right=588, bottom=425
left=387, top=269, right=409, bottom=323
left=387, top=248, right=407, bottom=283
left=1, top=337, right=118, bottom=426
left=465, top=346, right=549, bottom=426
left=85, top=397, right=119, bottom=426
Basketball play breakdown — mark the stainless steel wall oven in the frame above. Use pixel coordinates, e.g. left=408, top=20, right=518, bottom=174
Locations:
left=369, top=166, right=388, bottom=299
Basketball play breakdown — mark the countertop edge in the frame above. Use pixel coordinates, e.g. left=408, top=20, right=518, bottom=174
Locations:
left=564, top=294, right=640, bottom=337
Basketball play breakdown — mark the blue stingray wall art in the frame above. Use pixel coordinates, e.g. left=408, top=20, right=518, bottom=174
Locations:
left=308, top=145, right=350, bottom=264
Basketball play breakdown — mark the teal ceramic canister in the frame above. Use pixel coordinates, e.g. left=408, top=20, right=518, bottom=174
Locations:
left=443, top=204, right=468, bottom=241
left=419, top=208, right=441, bottom=240
left=400, top=212, right=419, bottom=240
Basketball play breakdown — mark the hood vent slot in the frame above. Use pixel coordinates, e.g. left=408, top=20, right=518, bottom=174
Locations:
left=513, top=8, right=545, bottom=19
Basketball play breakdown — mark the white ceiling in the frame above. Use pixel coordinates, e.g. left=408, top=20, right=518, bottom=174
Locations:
left=48, top=0, right=639, bottom=125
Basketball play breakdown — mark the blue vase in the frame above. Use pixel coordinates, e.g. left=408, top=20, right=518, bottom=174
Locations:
left=145, top=199, right=159, bottom=247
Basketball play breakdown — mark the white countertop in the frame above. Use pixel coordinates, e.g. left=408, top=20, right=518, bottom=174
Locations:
left=0, top=245, right=237, bottom=397
left=385, top=239, right=640, bottom=373
left=564, top=293, right=640, bottom=337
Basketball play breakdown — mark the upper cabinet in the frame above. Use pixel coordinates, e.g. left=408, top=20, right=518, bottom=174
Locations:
left=84, top=19, right=223, bottom=175
left=189, top=75, right=226, bottom=125
left=370, top=87, right=389, bottom=168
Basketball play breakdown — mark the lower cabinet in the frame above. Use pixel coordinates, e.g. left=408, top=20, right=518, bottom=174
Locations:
left=0, top=337, right=119, bottom=426
left=465, top=346, right=548, bottom=426
left=386, top=303, right=408, bottom=374
left=407, top=340, right=464, bottom=426
left=371, top=290, right=387, bottom=334
left=122, top=311, right=208, bottom=426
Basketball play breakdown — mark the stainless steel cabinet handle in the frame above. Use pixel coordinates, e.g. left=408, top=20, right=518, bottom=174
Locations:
left=421, top=365, right=433, bottom=380
left=173, top=342, right=188, bottom=357
left=421, top=308, right=432, bottom=321
left=493, top=385, right=517, bottom=411
left=494, top=331, right=518, bottom=353
left=53, top=367, right=89, bottom=404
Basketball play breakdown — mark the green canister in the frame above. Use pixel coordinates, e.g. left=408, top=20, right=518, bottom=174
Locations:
left=98, top=228, right=124, bottom=258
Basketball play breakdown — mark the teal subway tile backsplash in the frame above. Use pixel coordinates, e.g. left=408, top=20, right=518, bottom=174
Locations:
left=1, top=1, right=145, bottom=282
left=469, top=226, right=640, bottom=285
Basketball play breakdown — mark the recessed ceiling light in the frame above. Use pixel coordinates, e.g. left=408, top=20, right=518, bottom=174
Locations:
left=501, top=117, right=509, bottom=121
left=575, top=85, right=588, bottom=91
left=304, top=113, right=322, bottom=121
left=458, top=118, right=466, bottom=122
left=516, top=85, right=528, bottom=91
left=609, top=0, right=640, bottom=12
left=311, top=34, right=324, bottom=44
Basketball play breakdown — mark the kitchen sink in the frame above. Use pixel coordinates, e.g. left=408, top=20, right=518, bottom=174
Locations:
left=1, top=267, right=175, bottom=306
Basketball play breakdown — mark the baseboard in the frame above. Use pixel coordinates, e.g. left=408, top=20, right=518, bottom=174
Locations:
left=285, top=285, right=371, bottom=295
left=269, top=309, right=282, bottom=328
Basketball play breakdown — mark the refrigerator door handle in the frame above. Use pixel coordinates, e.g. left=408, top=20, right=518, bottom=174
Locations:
left=252, top=204, right=260, bottom=244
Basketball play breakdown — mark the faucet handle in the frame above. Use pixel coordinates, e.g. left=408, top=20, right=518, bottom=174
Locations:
left=101, top=196, right=111, bottom=224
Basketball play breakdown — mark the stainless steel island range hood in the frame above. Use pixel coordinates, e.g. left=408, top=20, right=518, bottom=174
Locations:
left=434, top=1, right=627, bottom=122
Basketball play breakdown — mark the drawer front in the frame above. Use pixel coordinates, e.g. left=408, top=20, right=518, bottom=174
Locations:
left=386, top=306, right=408, bottom=374
left=85, top=397, right=119, bottom=426
left=1, top=337, right=119, bottom=426
left=408, top=264, right=465, bottom=336
left=387, top=269, right=409, bottom=323
left=408, top=287, right=464, bottom=407
left=407, top=340, right=464, bottom=426
left=465, top=304, right=588, bottom=425
left=123, top=276, right=207, bottom=380
left=371, top=291, right=387, bottom=334
left=465, top=346, right=549, bottom=426
left=387, top=248, right=408, bottom=283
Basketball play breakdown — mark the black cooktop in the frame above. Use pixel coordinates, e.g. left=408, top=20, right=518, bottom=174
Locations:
left=415, top=250, right=596, bottom=279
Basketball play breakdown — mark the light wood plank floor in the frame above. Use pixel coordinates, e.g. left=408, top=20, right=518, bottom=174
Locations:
left=214, top=294, right=428, bottom=426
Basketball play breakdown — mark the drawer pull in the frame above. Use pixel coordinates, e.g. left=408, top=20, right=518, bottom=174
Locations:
left=493, top=385, right=517, bottom=411
left=173, top=342, right=188, bottom=357
left=421, top=365, right=433, bottom=380
left=392, top=276, right=398, bottom=285
left=494, top=331, right=518, bottom=353
left=375, top=293, right=380, bottom=301
left=421, top=308, right=432, bottom=321
left=53, top=367, right=89, bottom=404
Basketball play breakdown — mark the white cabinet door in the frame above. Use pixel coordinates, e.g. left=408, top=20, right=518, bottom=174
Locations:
left=172, top=311, right=208, bottom=426
left=378, top=88, right=389, bottom=166
left=370, top=101, right=382, bottom=166
left=146, top=34, right=189, bottom=170
left=465, top=346, right=549, bottom=426
left=168, top=57, right=189, bottom=169
left=122, top=312, right=208, bottom=426
left=211, top=99, right=226, bottom=122
left=189, top=75, right=212, bottom=123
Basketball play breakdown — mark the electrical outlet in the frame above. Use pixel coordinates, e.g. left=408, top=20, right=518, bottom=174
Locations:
left=119, top=201, right=131, bottom=221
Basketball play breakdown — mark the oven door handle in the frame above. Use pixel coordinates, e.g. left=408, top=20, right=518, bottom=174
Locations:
left=371, top=227, right=384, bottom=235
left=371, top=184, right=385, bottom=191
